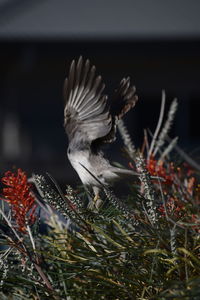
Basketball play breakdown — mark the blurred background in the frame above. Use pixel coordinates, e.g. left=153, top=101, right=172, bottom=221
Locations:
left=0, top=0, right=200, bottom=186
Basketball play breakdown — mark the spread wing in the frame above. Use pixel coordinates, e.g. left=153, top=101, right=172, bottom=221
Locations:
left=93, top=77, right=138, bottom=146
left=63, top=57, right=112, bottom=149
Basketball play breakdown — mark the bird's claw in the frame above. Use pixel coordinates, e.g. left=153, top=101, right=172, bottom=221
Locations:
left=88, top=193, right=102, bottom=210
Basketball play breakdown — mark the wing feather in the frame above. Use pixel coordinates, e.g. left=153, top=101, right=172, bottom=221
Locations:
left=92, top=76, right=138, bottom=147
left=64, top=57, right=112, bottom=147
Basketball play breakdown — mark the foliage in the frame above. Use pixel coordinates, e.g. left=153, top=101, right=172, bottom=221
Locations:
left=0, top=95, right=200, bottom=300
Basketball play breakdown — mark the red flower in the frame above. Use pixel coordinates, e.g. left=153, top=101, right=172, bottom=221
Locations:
left=146, top=157, right=174, bottom=185
left=158, top=196, right=185, bottom=218
left=191, top=214, right=200, bottom=233
left=1, top=169, right=37, bottom=233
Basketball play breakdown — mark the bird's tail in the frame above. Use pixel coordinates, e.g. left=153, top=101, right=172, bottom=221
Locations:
left=112, top=167, right=165, bottom=181
left=111, top=167, right=139, bottom=177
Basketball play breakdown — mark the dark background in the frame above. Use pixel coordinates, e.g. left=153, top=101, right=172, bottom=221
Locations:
left=0, top=1, right=200, bottom=186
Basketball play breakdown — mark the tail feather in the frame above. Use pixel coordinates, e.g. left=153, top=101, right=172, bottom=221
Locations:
left=111, top=167, right=165, bottom=182
left=111, top=167, right=139, bottom=177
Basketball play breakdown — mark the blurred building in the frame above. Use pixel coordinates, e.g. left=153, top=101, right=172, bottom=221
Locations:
left=0, top=0, right=200, bottom=185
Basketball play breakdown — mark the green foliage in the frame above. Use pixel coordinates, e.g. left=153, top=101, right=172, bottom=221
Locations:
left=0, top=164, right=199, bottom=299
left=0, top=97, right=200, bottom=299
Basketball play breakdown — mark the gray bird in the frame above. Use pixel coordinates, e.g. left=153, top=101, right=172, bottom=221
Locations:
left=63, top=57, right=138, bottom=209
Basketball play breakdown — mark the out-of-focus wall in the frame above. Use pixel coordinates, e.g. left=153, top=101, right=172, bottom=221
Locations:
left=0, top=0, right=200, bottom=39
left=0, top=1, right=199, bottom=185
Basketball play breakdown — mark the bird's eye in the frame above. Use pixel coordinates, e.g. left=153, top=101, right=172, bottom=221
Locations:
left=68, top=148, right=71, bottom=154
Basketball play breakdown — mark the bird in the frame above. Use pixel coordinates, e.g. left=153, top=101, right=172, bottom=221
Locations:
left=63, top=57, right=138, bottom=209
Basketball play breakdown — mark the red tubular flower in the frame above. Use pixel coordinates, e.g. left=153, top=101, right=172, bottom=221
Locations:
left=191, top=214, right=200, bottom=233
left=158, top=196, right=185, bottom=218
left=146, top=157, right=174, bottom=185
left=1, top=169, right=37, bottom=233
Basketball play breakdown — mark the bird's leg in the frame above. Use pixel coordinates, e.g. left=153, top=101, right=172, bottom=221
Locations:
left=93, top=187, right=103, bottom=209
left=87, top=187, right=102, bottom=210
left=84, top=186, right=93, bottom=207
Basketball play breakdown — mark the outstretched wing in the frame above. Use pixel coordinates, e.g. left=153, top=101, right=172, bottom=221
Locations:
left=93, top=77, right=138, bottom=146
left=115, top=77, right=138, bottom=120
left=64, top=57, right=112, bottom=148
